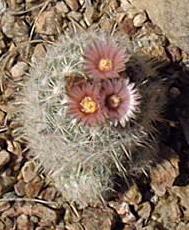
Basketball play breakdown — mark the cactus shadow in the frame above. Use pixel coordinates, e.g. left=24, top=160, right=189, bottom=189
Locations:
left=106, top=55, right=189, bottom=202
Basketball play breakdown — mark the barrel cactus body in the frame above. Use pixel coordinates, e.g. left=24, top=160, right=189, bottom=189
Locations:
left=17, top=31, right=167, bottom=207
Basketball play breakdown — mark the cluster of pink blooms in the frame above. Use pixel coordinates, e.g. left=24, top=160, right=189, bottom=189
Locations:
left=67, top=39, right=140, bottom=127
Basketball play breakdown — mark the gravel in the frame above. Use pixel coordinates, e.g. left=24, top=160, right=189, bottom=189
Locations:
left=0, top=0, right=189, bottom=229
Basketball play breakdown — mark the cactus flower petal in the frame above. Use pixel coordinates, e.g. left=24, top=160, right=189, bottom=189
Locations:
left=84, top=40, right=127, bottom=79
left=102, top=79, right=140, bottom=126
left=67, top=81, right=105, bottom=126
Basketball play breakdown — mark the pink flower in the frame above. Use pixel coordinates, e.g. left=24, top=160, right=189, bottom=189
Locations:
left=102, top=79, right=140, bottom=127
left=84, top=40, right=127, bottom=80
left=67, top=81, right=105, bottom=126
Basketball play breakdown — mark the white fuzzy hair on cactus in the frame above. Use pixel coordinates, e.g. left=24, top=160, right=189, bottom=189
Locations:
left=16, top=31, right=167, bottom=207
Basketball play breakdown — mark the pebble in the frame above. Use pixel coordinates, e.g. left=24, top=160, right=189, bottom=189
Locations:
left=32, top=204, right=57, bottom=224
left=0, top=216, right=13, bottom=229
left=123, top=184, right=142, bottom=205
left=0, top=110, right=6, bottom=125
left=7, top=140, right=22, bottom=156
left=65, top=0, right=80, bottom=11
left=167, top=45, right=182, bottom=62
left=31, top=44, right=46, bottom=63
left=120, top=18, right=136, bottom=36
left=0, top=201, right=11, bottom=212
left=14, top=180, right=26, bottom=196
left=25, top=176, right=44, bottom=198
left=137, top=202, right=151, bottom=220
left=0, top=220, right=5, bottom=230
left=110, top=202, right=136, bottom=224
left=1, top=12, right=28, bottom=41
left=40, top=186, right=57, bottom=201
left=120, top=0, right=132, bottom=12
left=150, top=154, right=179, bottom=196
left=0, top=150, right=10, bottom=169
left=133, top=12, right=147, bottom=27
left=21, top=161, right=37, bottom=183
left=171, top=185, right=189, bottom=219
left=127, top=8, right=140, bottom=19
left=81, top=207, right=115, bottom=230
left=55, top=1, right=69, bottom=15
left=84, top=6, right=95, bottom=26
left=0, top=32, right=6, bottom=55
left=35, top=10, right=62, bottom=35
left=16, top=214, right=33, bottom=230
left=11, top=62, right=28, bottom=81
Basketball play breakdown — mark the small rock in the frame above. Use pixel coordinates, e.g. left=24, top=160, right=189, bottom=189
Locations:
left=55, top=1, right=69, bottom=14
left=1, top=12, right=28, bottom=41
left=99, top=15, right=114, bottom=31
left=32, top=204, right=57, bottom=224
left=152, top=195, right=181, bottom=226
left=177, top=222, right=189, bottom=230
left=133, top=12, right=147, bottom=27
left=25, top=176, right=44, bottom=198
left=11, top=62, right=28, bottom=81
left=84, top=6, right=95, bottom=26
left=127, top=8, right=140, bottom=19
left=31, top=44, right=46, bottom=63
left=65, top=0, right=80, bottom=11
left=166, top=45, right=182, bottom=62
left=0, top=150, right=10, bottom=169
left=123, top=184, right=142, bottom=205
left=0, top=216, right=13, bottom=229
left=0, top=31, right=6, bottom=55
left=0, top=220, right=5, bottom=230
left=131, top=0, right=189, bottom=53
left=21, top=161, right=37, bottom=183
left=172, top=185, right=189, bottom=219
left=14, top=180, right=26, bottom=196
left=150, top=154, right=179, bottom=196
left=40, top=186, right=57, bottom=201
left=116, top=11, right=127, bottom=23
left=137, top=202, right=151, bottom=220
left=35, top=10, right=62, bottom=35
left=30, top=215, right=39, bottom=224
left=7, top=140, right=22, bottom=156
left=81, top=207, right=116, bottom=230
left=17, top=214, right=33, bottom=230
left=0, top=110, right=6, bottom=125
left=120, top=0, right=132, bottom=12
left=120, top=18, right=136, bottom=36
left=109, top=201, right=136, bottom=224
left=0, top=202, right=11, bottom=213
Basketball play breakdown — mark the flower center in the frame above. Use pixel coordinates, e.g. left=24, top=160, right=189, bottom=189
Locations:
left=107, top=95, right=121, bottom=109
left=98, top=59, right=113, bottom=72
left=80, top=96, right=98, bottom=114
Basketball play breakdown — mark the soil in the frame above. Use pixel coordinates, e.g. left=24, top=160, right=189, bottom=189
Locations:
left=0, top=0, right=189, bottom=229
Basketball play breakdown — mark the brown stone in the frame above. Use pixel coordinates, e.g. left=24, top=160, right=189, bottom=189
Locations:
left=25, top=176, right=44, bottom=198
left=131, top=0, right=189, bottom=52
left=21, top=161, right=37, bottom=183
left=0, top=150, right=10, bottom=170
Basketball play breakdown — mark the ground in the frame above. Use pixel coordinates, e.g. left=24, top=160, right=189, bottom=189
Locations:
left=0, top=0, right=189, bottom=229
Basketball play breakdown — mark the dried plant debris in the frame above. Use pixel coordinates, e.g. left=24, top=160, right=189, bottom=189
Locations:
left=14, top=29, right=168, bottom=207
left=0, top=0, right=188, bottom=229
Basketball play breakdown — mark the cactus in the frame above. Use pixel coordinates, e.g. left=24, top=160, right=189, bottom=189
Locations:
left=16, top=31, right=167, bottom=207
